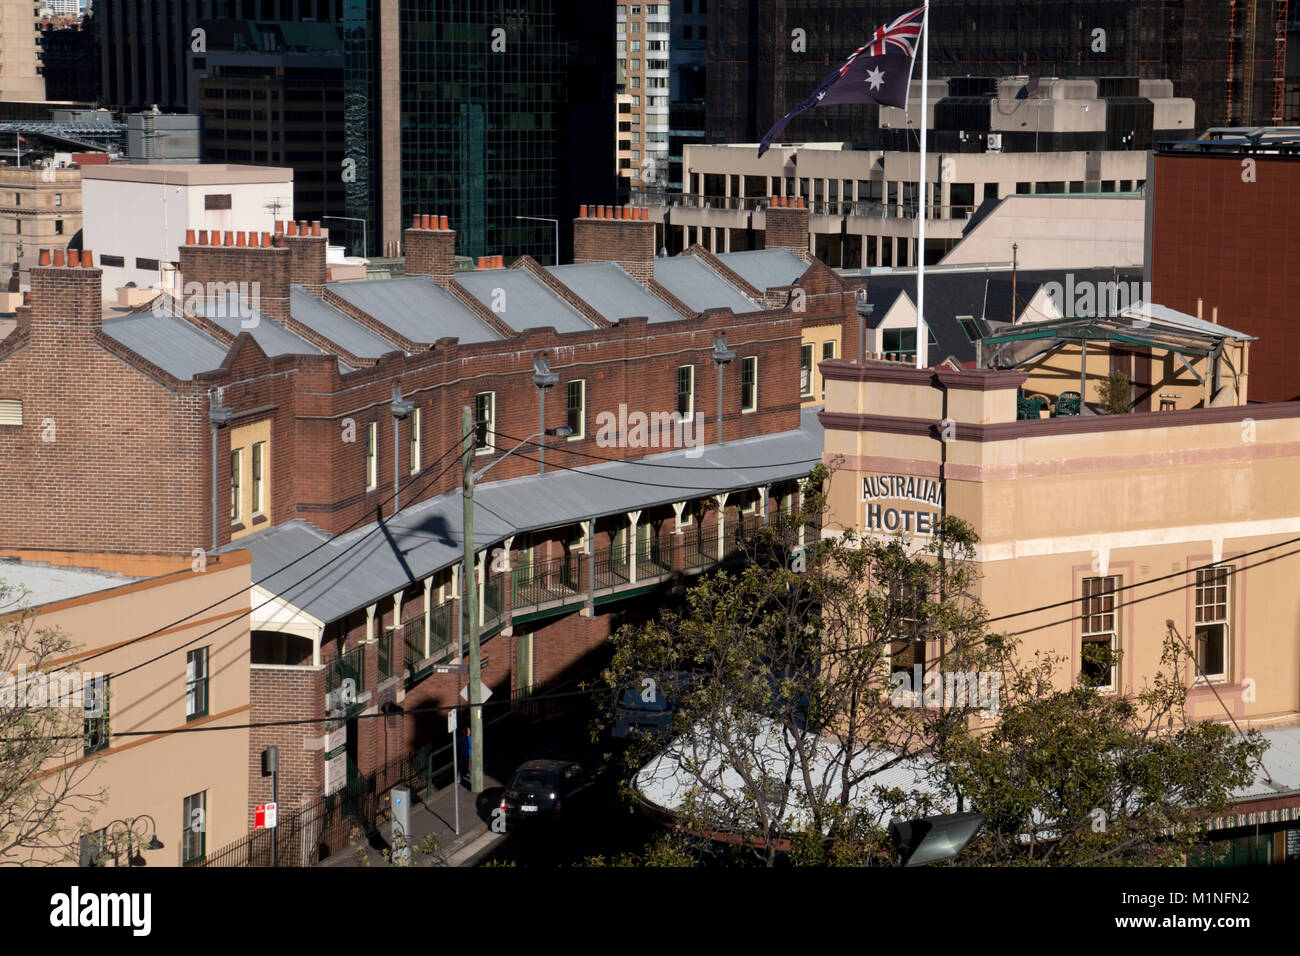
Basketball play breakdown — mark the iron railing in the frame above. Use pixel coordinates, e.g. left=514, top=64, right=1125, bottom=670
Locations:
left=511, top=555, right=581, bottom=611
left=325, top=645, right=364, bottom=711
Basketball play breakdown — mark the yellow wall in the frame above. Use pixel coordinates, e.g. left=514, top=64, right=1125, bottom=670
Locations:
left=230, top=419, right=272, bottom=540
left=6, top=553, right=252, bottom=866
left=802, top=324, right=842, bottom=405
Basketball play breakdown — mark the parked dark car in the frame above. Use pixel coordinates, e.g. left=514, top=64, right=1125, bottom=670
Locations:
left=612, top=672, right=697, bottom=740
left=499, top=759, right=593, bottom=826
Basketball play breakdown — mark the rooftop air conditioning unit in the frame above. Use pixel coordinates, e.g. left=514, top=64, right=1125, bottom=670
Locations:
left=987, top=133, right=1003, bottom=153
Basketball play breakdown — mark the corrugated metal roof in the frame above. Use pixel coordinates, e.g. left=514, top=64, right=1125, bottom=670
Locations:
left=325, top=277, right=504, bottom=344
left=455, top=270, right=595, bottom=333
left=228, top=407, right=823, bottom=623
left=546, top=262, right=682, bottom=324
left=1232, top=725, right=1300, bottom=800
left=653, top=256, right=758, bottom=314
left=1127, top=301, right=1256, bottom=341
left=716, top=248, right=808, bottom=290
left=101, top=312, right=229, bottom=380
left=289, top=287, right=404, bottom=358
left=193, top=295, right=326, bottom=357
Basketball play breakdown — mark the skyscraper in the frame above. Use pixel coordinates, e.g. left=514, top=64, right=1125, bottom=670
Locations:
left=342, top=0, right=617, bottom=262
left=706, top=0, right=1289, bottom=145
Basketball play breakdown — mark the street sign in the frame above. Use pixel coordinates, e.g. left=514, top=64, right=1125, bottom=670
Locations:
left=433, top=662, right=469, bottom=675
left=447, top=709, right=457, bottom=732
left=460, top=681, right=492, bottom=702
left=254, top=803, right=278, bottom=829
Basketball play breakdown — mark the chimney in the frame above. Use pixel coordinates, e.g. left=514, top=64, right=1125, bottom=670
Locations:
left=405, top=213, right=456, bottom=286
left=27, top=247, right=104, bottom=332
left=574, top=203, right=656, bottom=282
left=178, top=231, right=293, bottom=322
left=765, top=195, right=811, bottom=252
left=284, top=218, right=328, bottom=295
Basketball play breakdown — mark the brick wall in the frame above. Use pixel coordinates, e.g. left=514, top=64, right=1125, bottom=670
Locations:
left=249, top=665, right=326, bottom=815
left=574, top=205, right=656, bottom=283
left=178, top=232, right=291, bottom=322
left=404, top=215, right=456, bottom=286
left=0, top=257, right=211, bottom=555
left=765, top=198, right=811, bottom=253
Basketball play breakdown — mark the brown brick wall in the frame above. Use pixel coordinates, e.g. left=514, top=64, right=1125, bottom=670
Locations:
left=574, top=207, right=656, bottom=283
left=249, top=665, right=326, bottom=815
left=404, top=220, right=456, bottom=286
left=0, top=263, right=211, bottom=555
left=178, top=240, right=291, bottom=322
left=765, top=204, right=811, bottom=253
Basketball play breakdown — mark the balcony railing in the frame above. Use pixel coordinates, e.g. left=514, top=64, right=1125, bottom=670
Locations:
left=378, top=630, right=394, bottom=682
left=592, top=542, right=630, bottom=591
left=632, top=189, right=976, bottom=221
left=511, top=555, right=582, bottom=612
left=326, top=644, right=365, bottom=714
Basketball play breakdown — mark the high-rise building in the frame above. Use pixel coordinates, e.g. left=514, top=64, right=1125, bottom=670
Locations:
left=706, top=0, right=1290, bottom=146
left=341, top=0, right=617, bottom=262
left=0, top=0, right=46, bottom=102
left=97, top=0, right=343, bottom=111
left=39, top=8, right=98, bottom=102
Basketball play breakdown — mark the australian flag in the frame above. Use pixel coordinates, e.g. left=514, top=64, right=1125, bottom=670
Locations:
left=758, top=6, right=926, bottom=157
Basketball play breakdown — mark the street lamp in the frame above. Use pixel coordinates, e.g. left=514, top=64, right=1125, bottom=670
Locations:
left=514, top=215, right=560, bottom=266
left=99, top=815, right=164, bottom=867
left=855, top=291, right=874, bottom=364
left=390, top=386, right=414, bottom=514
left=532, top=356, right=559, bottom=475
left=711, top=334, right=736, bottom=445
left=460, top=408, right=572, bottom=793
left=888, top=811, right=986, bottom=866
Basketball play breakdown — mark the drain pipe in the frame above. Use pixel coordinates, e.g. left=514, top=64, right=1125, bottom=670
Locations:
left=208, top=390, right=233, bottom=552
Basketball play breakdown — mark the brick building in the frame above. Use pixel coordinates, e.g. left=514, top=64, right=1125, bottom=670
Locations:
left=0, top=203, right=866, bottom=838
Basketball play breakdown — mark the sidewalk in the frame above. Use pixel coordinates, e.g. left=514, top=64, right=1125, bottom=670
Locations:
left=318, top=713, right=594, bottom=867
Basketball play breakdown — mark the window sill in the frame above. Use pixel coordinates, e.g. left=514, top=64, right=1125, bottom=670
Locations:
left=230, top=522, right=246, bottom=533
left=251, top=513, right=268, bottom=527
left=186, top=710, right=208, bottom=722
left=741, top=407, right=757, bottom=415
left=567, top=433, right=584, bottom=441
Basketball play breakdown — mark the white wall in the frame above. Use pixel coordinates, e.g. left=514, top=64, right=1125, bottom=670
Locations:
left=82, top=177, right=293, bottom=296
left=939, top=195, right=1145, bottom=270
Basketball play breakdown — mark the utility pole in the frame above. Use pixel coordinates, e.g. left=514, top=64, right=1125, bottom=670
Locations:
left=461, top=405, right=484, bottom=793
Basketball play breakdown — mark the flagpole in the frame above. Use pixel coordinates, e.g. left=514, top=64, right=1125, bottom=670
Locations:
left=915, top=2, right=929, bottom=369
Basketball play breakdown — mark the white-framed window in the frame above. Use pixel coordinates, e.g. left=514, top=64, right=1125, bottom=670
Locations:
left=182, top=791, right=206, bottom=864
left=230, top=448, right=242, bottom=523
left=186, top=647, right=209, bottom=719
left=741, top=356, right=757, bottom=412
left=1081, top=575, right=1120, bottom=690
left=365, top=422, right=377, bottom=490
left=676, top=365, right=694, bottom=422
left=251, top=442, right=265, bottom=516
left=410, top=406, right=422, bottom=474
left=475, top=391, right=495, bottom=454
left=799, top=343, right=814, bottom=397
left=567, top=379, right=585, bottom=439
left=821, top=341, right=836, bottom=399
left=1195, top=566, right=1231, bottom=681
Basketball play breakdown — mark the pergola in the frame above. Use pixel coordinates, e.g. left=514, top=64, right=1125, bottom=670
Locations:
left=976, top=302, right=1256, bottom=410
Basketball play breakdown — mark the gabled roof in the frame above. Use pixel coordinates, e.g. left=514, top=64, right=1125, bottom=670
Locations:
left=715, top=248, right=807, bottom=290
left=191, top=295, right=328, bottom=357
left=324, top=277, right=504, bottom=345
left=547, top=262, right=683, bottom=324
left=653, top=256, right=758, bottom=314
left=289, top=287, right=404, bottom=358
left=100, top=311, right=229, bottom=380
left=455, top=269, right=596, bottom=333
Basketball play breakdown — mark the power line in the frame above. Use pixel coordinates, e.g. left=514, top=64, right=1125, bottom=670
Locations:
left=103, top=444, right=473, bottom=683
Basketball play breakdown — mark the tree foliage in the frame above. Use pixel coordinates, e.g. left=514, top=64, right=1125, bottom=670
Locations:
left=602, top=464, right=1268, bottom=867
left=0, top=580, right=106, bottom=864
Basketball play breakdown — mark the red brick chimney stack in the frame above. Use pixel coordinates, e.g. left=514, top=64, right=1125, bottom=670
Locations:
left=765, top=195, right=811, bottom=252
left=574, top=204, right=656, bottom=282
left=404, top=213, right=457, bottom=286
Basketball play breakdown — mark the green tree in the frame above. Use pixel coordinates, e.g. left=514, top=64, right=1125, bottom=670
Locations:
left=1098, top=369, right=1133, bottom=414
left=0, top=580, right=106, bottom=864
left=604, top=464, right=1004, bottom=867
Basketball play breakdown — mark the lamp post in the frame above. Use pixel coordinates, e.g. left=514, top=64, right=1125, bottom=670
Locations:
left=322, top=215, right=368, bottom=259
left=461, top=408, right=572, bottom=793
left=514, top=215, right=560, bottom=266
left=888, top=811, right=986, bottom=867
left=711, top=334, right=735, bottom=445
left=532, top=356, right=558, bottom=475
left=208, top=391, right=233, bottom=552
left=99, top=815, right=164, bottom=867
left=390, top=386, right=414, bottom=514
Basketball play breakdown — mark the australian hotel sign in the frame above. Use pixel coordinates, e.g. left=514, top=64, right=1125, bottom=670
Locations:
left=863, top=475, right=944, bottom=537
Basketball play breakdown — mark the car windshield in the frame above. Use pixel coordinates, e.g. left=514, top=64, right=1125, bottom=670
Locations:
left=512, top=769, right=561, bottom=794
